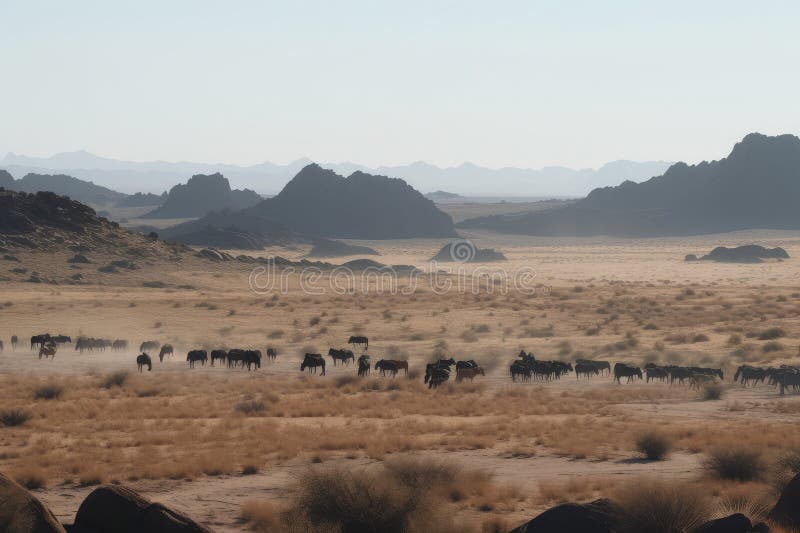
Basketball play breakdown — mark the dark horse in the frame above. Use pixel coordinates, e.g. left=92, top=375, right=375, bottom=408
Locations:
left=140, top=340, right=160, bottom=353
left=11, top=335, right=18, bottom=351
left=266, top=347, right=277, bottom=362
left=328, top=348, right=355, bottom=366
left=301, top=353, right=326, bottom=375
left=136, top=353, right=152, bottom=372
left=210, top=350, right=227, bottom=367
left=158, top=344, right=174, bottom=362
left=187, top=350, right=208, bottom=368
left=357, top=355, right=370, bottom=377
left=348, top=336, right=368, bottom=350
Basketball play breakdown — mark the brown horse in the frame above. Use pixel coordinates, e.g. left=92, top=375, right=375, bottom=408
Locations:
left=158, top=344, right=174, bottom=362
left=39, top=342, right=57, bottom=360
left=455, top=366, right=485, bottom=382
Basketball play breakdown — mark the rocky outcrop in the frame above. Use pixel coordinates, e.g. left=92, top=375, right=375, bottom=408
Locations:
left=306, top=238, right=379, bottom=258
left=114, top=192, right=165, bottom=208
left=72, top=484, right=211, bottom=533
left=698, top=245, right=789, bottom=263
left=0, top=189, right=104, bottom=235
left=141, top=173, right=262, bottom=219
left=0, top=170, right=14, bottom=188
left=0, top=472, right=66, bottom=533
left=246, top=164, right=456, bottom=239
left=158, top=210, right=302, bottom=249
left=430, top=240, right=506, bottom=262
left=508, top=499, right=618, bottom=533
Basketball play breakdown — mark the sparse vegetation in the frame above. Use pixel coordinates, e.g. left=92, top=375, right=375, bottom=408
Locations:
left=34, top=383, right=64, bottom=400
left=635, top=431, right=671, bottom=461
left=0, top=409, right=32, bottom=427
left=706, top=448, right=763, bottom=481
left=100, top=370, right=129, bottom=388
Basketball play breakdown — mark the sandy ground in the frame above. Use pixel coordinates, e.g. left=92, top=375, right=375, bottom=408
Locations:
left=3, top=229, right=800, bottom=530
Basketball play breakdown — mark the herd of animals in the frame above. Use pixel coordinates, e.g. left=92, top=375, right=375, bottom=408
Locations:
left=3, top=333, right=799, bottom=395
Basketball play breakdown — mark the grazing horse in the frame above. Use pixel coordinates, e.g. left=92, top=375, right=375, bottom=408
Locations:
left=266, top=347, right=277, bottom=362
left=357, top=355, right=371, bottom=377
left=31, top=334, right=51, bottom=350
left=158, top=344, right=173, bottom=362
left=375, top=359, right=401, bottom=377
left=0, top=340, right=3, bottom=353
left=613, top=363, right=642, bottom=384
left=210, top=350, right=227, bottom=367
left=244, top=350, right=262, bottom=371
left=777, top=371, right=800, bottom=396
left=39, top=342, right=57, bottom=360
left=328, top=348, right=355, bottom=366
left=11, top=335, right=17, bottom=351
left=140, top=340, right=160, bottom=353
left=510, top=362, right=531, bottom=382
left=348, top=336, right=368, bottom=350
left=576, top=359, right=610, bottom=376
left=428, top=367, right=450, bottom=389
left=136, top=353, right=152, bottom=372
left=227, top=349, right=246, bottom=368
left=734, top=365, right=767, bottom=387
left=112, top=340, right=128, bottom=351
left=425, top=359, right=454, bottom=383
left=575, top=362, right=600, bottom=380
left=456, top=366, right=484, bottom=382
left=668, top=366, right=693, bottom=386
left=187, top=350, right=208, bottom=368
left=646, top=367, right=669, bottom=383
left=301, top=353, right=326, bottom=375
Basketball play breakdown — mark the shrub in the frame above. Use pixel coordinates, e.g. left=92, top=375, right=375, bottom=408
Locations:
left=0, top=409, right=32, bottom=427
left=236, top=400, right=267, bottom=415
left=14, top=468, right=46, bottom=490
left=691, top=333, right=709, bottom=343
left=726, top=334, right=742, bottom=346
left=635, top=431, right=671, bottom=461
left=706, top=448, right=763, bottom=481
left=762, top=341, right=784, bottom=353
left=758, top=327, right=785, bottom=340
left=34, top=383, right=63, bottom=400
left=614, top=480, right=711, bottom=533
left=101, top=370, right=129, bottom=389
left=702, top=383, right=723, bottom=400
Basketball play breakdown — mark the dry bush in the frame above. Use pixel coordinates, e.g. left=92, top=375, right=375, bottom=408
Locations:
left=758, top=327, right=786, bottom=340
left=13, top=466, right=47, bottom=490
left=34, top=383, right=63, bottom=400
left=726, top=334, right=742, bottom=346
left=613, top=479, right=711, bottom=533
left=706, top=448, right=763, bottom=482
left=635, top=431, right=671, bottom=461
left=241, top=500, right=284, bottom=532
left=101, top=370, right=129, bottom=388
left=702, top=383, right=724, bottom=401
left=0, top=409, right=31, bottom=427
left=762, top=341, right=784, bottom=353
left=236, top=400, right=267, bottom=415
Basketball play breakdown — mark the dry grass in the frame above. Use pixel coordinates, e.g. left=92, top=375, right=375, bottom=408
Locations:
left=0, top=409, right=32, bottom=427
left=636, top=431, right=672, bottom=461
left=706, top=448, right=764, bottom=482
left=613, top=479, right=711, bottom=533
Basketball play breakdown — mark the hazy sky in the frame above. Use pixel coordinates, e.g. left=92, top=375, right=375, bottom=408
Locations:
left=1, top=1, right=799, bottom=169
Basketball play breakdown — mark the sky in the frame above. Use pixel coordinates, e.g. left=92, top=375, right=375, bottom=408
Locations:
left=1, top=1, right=799, bottom=170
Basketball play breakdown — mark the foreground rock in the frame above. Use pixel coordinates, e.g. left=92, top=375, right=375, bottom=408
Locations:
left=71, top=484, right=211, bottom=533
left=0, top=472, right=66, bottom=533
left=769, top=472, right=800, bottom=531
left=508, top=499, right=617, bottom=533
left=693, top=513, right=756, bottom=533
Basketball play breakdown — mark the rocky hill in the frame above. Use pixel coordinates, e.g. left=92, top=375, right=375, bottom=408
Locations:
left=246, top=164, right=456, bottom=239
left=459, top=133, right=800, bottom=237
left=156, top=210, right=303, bottom=249
left=1, top=171, right=127, bottom=206
left=115, top=191, right=165, bottom=208
left=141, top=173, right=262, bottom=219
left=697, top=245, right=790, bottom=263
left=306, top=238, right=379, bottom=258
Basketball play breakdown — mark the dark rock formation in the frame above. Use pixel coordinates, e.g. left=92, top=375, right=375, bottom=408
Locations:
left=246, top=164, right=456, bottom=239
left=0, top=189, right=104, bottom=235
left=0, top=170, right=14, bottom=188
left=141, top=173, right=262, bottom=219
left=693, top=513, right=752, bottom=533
left=0, top=472, right=66, bottom=533
left=509, top=499, right=618, bottom=533
left=685, top=254, right=698, bottom=262
left=72, top=484, right=211, bottom=533
left=68, top=254, right=91, bottom=264
left=699, top=245, right=789, bottom=263
left=306, top=238, right=379, bottom=258
left=459, top=133, right=800, bottom=237
left=430, top=240, right=506, bottom=262
left=769, top=472, right=800, bottom=530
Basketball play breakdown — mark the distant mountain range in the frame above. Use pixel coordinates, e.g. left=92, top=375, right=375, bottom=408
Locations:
left=140, top=173, right=262, bottom=219
left=459, top=133, right=800, bottom=237
left=1, top=150, right=672, bottom=197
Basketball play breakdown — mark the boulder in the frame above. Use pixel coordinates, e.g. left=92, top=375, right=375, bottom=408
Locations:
left=685, top=254, right=698, bottom=262
left=0, top=472, right=66, bottom=533
left=768, top=472, right=800, bottom=530
left=693, top=513, right=752, bottom=533
left=67, top=254, right=90, bottom=264
left=72, top=484, right=211, bottom=533
left=509, top=499, right=618, bottom=533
